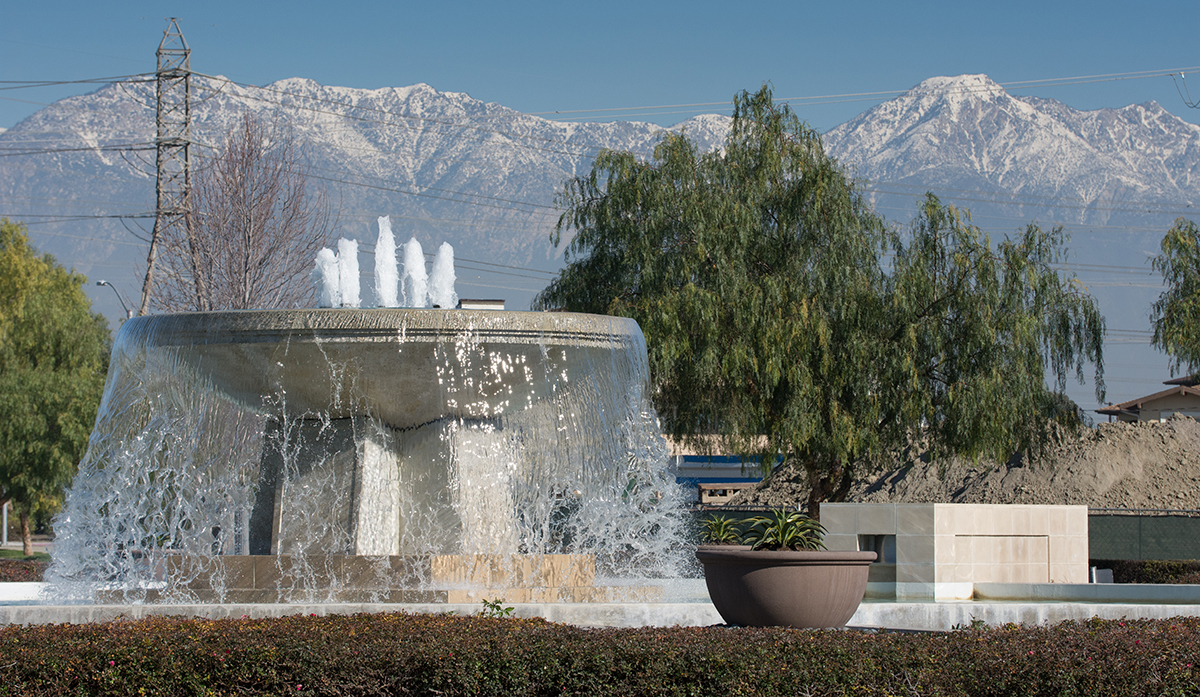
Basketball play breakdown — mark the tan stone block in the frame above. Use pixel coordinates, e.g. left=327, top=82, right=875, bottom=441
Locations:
left=897, top=535, right=935, bottom=565
left=542, top=555, right=595, bottom=587
left=1048, top=540, right=1068, bottom=565
left=254, top=555, right=343, bottom=590
left=868, top=563, right=897, bottom=583
left=166, top=556, right=256, bottom=591
left=447, top=587, right=531, bottom=604
left=431, top=554, right=595, bottom=588
left=1011, top=507, right=1032, bottom=535
left=895, top=581, right=935, bottom=601
left=957, top=538, right=973, bottom=565
left=934, top=505, right=963, bottom=535
left=1031, top=535, right=1048, bottom=562
left=897, top=563, right=935, bottom=584
left=1029, top=507, right=1049, bottom=535
left=997, top=506, right=1016, bottom=535
left=824, top=533, right=858, bottom=552
left=856, top=505, right=896, bottom=534
left=1047, top=507, right=1068, bottom=537
left=935, top=536, right=957, bottom=566
left=820, top=504, right=858, bottom=536
left=897, top=504, right=936, bottom=534
left=966, top=507, right=990, bottom=535
left=972, top=562, right=1001, bottom=584
left=952, top=563, right=974, bottom=583
left=340, top=555, right=424, bottom=589
left=1065, top=507, right=1089, bottom=536
left=1050, top=562, right=1087, bottom=584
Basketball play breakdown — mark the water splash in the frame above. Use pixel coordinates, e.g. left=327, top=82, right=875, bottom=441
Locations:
left=47, top=310, right=691, bottom=603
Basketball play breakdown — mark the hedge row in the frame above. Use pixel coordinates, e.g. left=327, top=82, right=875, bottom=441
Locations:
left=1092, top=559, right=1200, bottom=584
left=1, top=613, right=1198, bottom=696
left=0, top=559, right=46, bottom=583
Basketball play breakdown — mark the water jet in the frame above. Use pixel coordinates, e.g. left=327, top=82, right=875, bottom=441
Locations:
left=48, top=308, right=689, bottom=604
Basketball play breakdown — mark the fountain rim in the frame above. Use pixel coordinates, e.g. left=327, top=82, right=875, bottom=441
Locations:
left=121, top=308, right=645, bottom=349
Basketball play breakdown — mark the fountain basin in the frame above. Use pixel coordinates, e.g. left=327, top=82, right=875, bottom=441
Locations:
left=49, top=309, right=689, bottom=603
left=135, top=309, right=641, bottom=428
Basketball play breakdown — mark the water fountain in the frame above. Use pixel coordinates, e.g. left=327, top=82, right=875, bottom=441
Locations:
left=45, top=219, right=691, bottom=605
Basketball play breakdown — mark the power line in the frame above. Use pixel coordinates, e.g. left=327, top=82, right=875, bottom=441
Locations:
left=534, top=66, right=1200, bottom=120
left=0, top=143, right=154, bottom=157
left=0, top=74, right=154, bottom=91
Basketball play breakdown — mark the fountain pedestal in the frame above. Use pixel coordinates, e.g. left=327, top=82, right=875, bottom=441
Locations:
left=95, top=554, right=663, bottom=604
left=54, top=308, right=686, bottom=603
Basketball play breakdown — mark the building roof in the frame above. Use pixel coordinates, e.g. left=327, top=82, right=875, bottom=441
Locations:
left=1095, top=382, right=1200, bottom=417
left=1162, top=375, right=1200, bottom=387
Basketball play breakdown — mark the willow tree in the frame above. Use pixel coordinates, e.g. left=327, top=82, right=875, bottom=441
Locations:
left=1151, top=218, right=1200, bottom=375
left=536, top=87, right=1105, bottom=518
left=0, top=220, right=110, bottom=553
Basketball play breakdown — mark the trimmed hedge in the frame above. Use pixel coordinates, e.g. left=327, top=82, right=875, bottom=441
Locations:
left=1, top=613, right=1198, bottom=695
left=0, top=559, right=46, bottom=583
left=1092, top=559, right=1200, bottom=584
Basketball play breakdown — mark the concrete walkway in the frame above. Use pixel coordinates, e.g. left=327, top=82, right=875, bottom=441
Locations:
left=6, top=581, right=1200, bottom=630
left=4, top=595, right=1200, bottom=631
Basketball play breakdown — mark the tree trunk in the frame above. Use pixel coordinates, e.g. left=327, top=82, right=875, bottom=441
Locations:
left=20, top=509, right=32, bottom=557
left=803, top=457, right=855, bottom=523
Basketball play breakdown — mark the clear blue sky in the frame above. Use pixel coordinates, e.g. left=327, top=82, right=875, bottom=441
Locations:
left=3, top=1, right=1200, bottom=132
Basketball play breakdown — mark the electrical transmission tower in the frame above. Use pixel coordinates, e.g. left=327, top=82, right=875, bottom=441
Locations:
left=138, top=18, right=191, bottom=315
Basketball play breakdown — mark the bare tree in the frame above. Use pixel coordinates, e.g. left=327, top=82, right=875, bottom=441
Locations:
left=155, top=112, right=333, bottom=311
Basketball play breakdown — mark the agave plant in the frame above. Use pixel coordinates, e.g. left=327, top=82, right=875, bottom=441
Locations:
left=700, top=513, right=742, bottom=544
left=742, top=510, right=825, bottom=551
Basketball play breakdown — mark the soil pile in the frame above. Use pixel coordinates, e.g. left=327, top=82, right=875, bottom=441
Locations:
left=727, top=414, right=1200, bottom=510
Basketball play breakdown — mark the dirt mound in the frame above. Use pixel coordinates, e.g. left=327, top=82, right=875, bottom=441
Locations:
left=727, top=414, right=1200, bottom=510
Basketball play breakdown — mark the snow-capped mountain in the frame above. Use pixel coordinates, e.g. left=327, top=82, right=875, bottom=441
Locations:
left=825, top=74, right=1200, bottom=226
left=2, top=72, right=1198, bottom=409
left=0, top=76, right=729, bottom=312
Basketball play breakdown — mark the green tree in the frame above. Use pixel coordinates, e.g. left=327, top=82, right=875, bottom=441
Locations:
left=1151, top=218, right=1200, bottom=375
left=0, top=219, right=109, bottom=554
left=536, top=87, right=1105, bottom=518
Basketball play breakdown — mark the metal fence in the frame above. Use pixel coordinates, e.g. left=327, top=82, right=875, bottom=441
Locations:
left=1089, top=508, right=1200, bottom=561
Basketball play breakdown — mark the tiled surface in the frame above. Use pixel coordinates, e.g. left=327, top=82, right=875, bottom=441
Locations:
left=822, top=503, right=1089, bottom=599
left=151, top=553, right=606, bottom=602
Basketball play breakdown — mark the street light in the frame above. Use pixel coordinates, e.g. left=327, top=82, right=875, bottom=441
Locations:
left=96, top=280, right=134, bottom=319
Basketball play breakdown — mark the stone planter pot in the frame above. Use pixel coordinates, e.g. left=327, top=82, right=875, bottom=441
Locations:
left=696, top=546, right=876, bottom=628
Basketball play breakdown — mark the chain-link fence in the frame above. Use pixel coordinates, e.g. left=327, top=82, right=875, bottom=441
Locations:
left=1089, top=509, right=1200, bottom=560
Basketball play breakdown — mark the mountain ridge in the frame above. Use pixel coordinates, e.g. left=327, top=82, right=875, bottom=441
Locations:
left=2, top=73, right=1197, bottom=407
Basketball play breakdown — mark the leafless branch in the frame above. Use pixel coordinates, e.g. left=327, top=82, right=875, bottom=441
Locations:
left=155, top=111, right=334, bottom=311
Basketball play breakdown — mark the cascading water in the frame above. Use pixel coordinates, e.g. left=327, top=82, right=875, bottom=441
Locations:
left=46, top=308, right=692, bottom=604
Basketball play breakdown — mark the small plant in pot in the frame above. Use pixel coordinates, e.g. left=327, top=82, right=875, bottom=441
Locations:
left=697, top=509, right=875, bottom=628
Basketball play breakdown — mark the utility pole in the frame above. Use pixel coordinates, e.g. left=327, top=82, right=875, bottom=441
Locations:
left=138, top=18, right=191, bottom=315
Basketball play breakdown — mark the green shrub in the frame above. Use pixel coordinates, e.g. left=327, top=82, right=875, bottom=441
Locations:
left=1092, top=559, right=1200, bottom=584
left=0, top=559, right=46, bottom=582
left=0, top=613, right=1197, bottom=695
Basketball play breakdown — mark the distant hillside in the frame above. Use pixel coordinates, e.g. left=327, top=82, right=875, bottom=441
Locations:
left=825, top=74, right=1200, bottom=226
left=0, top=76, right=730, bottom=312
left=2, top=74, right=1197, bottom=408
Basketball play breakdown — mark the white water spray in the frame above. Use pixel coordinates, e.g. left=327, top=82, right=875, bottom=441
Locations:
left=337, top=238, right=360, bottom=308
left=374, top=216, right=399, bottom=308
left=313, top=248, right=340, bottom=308
left=400, top=237, right=429, bottom=308
left=429, top=242, right=457, bottom=309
